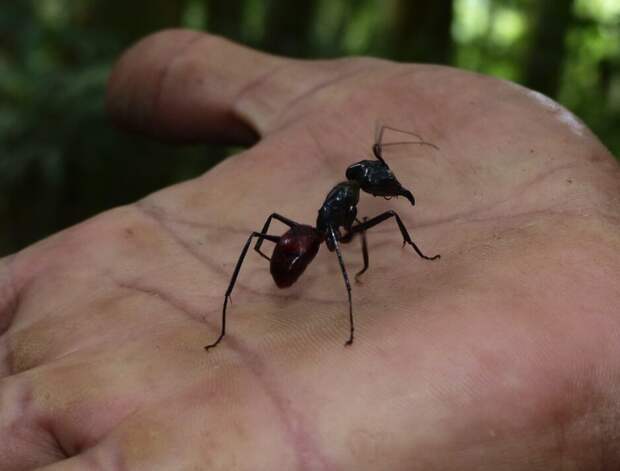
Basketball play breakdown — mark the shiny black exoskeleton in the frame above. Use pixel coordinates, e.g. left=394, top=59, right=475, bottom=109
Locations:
left=316, top=182, right=360, bottom=250
left=205, top=126, right=440, bottom=351
left=346, top=160, right=415, bottom=205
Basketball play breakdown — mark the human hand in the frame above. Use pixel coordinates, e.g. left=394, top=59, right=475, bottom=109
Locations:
left=1, top=29, right=619, bottom=470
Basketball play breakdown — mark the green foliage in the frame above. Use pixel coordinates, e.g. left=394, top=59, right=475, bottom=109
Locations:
left=0, top=0, right=618, bottom=255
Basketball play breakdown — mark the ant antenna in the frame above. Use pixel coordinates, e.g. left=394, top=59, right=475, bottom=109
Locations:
left=376, top=124, right=439, bottom=149
left=373, top=124, right=439, bottom=163
left=375, top=123, right=427, bottom=144
left=372, top=122, right=439, bottom=167
left=380, top=141, right=439, bottom=150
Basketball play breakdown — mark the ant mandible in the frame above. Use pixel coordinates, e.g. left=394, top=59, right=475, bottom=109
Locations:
left=204, top=125, right=440, bottom=350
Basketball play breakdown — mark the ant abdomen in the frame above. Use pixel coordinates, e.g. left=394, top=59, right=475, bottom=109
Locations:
left=270, top=225, right=322, bottom=288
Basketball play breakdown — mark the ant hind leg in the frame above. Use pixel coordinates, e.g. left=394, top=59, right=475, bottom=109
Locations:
left=205, top=231, right=280, bottom=351
left=254, top=213, right=299, bottom=261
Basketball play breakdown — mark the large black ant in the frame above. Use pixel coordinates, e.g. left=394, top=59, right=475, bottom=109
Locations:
left=205, top=125, right=440, bottom=350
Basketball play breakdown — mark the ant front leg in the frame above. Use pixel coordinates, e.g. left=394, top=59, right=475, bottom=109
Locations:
left=356, top=218, right=369, bottom=283
left=205, top=231, right=280, bottom=351
left=340, top=218, right=369, bottom=283
left=347, top=210, right=440, bottom=261
left=329, top=227, right=355, bottom=346
left=353, top=217, right=369, bottom=283
left=254, top=213, right=298, bottom=261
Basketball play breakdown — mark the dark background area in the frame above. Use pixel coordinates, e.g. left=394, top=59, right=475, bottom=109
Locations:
left=1, top=0, right=619, bottom=256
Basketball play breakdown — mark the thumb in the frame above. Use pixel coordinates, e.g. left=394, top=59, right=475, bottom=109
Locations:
left=106, top=29, right=367, bottom=144
left=106, top=29, right=277, bottom=144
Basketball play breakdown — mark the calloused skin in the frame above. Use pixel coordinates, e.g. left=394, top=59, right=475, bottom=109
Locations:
left=1, top=29, right=619, bottom=470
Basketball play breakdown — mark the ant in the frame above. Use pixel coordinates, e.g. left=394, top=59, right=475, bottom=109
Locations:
left=205, top=125, right=440, bottom=350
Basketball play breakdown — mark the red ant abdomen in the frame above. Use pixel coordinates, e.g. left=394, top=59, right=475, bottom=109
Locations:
left=270, top=225, right=322, bottom=288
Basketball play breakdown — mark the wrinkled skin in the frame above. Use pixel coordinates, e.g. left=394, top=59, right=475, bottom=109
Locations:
left=1, top=30, right=619, bottom=470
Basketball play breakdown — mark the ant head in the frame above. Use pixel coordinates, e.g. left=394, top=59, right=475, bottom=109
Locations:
left=346, top=159, right=391, bottom=186
left=270, top=225, right=322, bottom=288
left=346, top=160, right=416, bottom=206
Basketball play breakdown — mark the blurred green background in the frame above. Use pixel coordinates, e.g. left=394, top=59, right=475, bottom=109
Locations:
left=1, top=0, right=619, bottom=256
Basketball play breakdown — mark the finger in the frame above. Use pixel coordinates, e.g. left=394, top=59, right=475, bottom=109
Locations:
left=0, top=325, right=203, bottom=469
left=34, top=455, right=95, bottom=471
left=0, top=374, right=66, bottom=469
left=0, top=256, right=19, bottom=379
left=32, top=442, right=126, bottom=471
left=107, top=29, right=286, bottom=144
left=0, top=256, right=17, bottom=338
left=106, top=29, right=377, bottom=143
left=106, top=29, right=265, bottom=144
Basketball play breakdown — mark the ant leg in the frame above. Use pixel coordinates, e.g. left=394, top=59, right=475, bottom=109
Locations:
left=254, top=213, right=298, bottom=261
left=347, top=210, right=440, bottom=261
left=355, top=217, right=369, bottom=283
left=340, top=219, right=369, bottom=281
left=205, top=231, right=280, bottom=351
left=329, top=227, right=355, bottom=346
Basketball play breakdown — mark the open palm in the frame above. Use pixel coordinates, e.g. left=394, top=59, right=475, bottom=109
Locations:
left=1, top=30, right=619, bottom=470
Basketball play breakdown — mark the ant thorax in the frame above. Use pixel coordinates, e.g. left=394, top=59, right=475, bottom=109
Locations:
left=316, top=181, right=360, bottom=239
